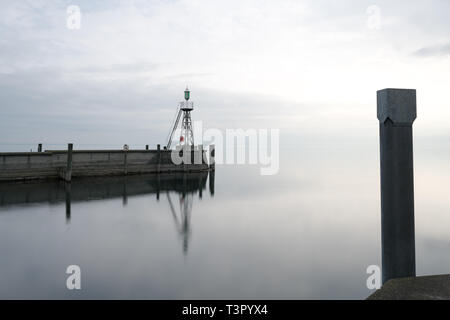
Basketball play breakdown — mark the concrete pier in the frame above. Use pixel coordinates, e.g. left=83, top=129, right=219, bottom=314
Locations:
left=0, top=147, right=210, bottom=182
left=368, top=274, right=450, bottom=300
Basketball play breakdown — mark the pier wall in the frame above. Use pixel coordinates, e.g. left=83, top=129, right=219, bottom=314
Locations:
left=0, top=149, right=209, bottom=181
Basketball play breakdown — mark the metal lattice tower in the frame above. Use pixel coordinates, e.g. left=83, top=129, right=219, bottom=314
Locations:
left=180, top=87, right=194, bottom=146
left=166, top=87, right=195, bottom=149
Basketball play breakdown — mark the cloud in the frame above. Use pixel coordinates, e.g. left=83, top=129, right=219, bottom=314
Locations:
left=2, top=0, right=450, bottom=150
left=413, top=43, right=450, bottom=57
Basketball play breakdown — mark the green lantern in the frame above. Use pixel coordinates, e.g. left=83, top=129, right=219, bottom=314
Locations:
left=184, top=88, right=190, bottom=100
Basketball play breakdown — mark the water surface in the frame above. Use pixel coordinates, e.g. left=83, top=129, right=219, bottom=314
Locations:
left=1, top=142, right=450, bottom=299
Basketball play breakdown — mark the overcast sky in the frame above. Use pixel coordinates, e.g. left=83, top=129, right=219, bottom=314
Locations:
left=1, top=0, right=450, bottom=149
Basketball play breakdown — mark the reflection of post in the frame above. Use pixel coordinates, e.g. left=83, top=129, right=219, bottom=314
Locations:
left=198, top=173, right=203, bottom=199
left=209, top=144, right=215, bottom=170
left=122, top=178, right=128, bottom=206
left=377, top=88, right=416, bottom=284
left=182, top=173, right=187, bottom=198
left=209, top=170, right=215, bottom=196
left=181, top=193, right=192, bottom=254
left=156, top=173, right=160, bottom=201
left=65, top=182, right=71, bottom=224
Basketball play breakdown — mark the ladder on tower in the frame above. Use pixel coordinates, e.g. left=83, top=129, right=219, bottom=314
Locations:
left=166, top=87, right=194, bottom=149
left=166, top=106, right=182, bottom=149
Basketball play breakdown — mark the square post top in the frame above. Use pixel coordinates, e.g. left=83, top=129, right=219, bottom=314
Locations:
left=377, top=88, right=417, bottom=124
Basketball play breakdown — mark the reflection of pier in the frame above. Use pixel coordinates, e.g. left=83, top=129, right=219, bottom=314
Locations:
left=0, top=172, right=212, bottom=206
left=0, top=172, right=215, bottom=251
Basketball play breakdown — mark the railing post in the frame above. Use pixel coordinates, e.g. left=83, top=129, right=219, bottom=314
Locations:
left=377, top=88, right=416, bottom=284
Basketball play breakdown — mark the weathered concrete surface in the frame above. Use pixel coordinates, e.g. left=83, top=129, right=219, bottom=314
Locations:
left=377, top=88, right=417, bottom=284
left=377, top=88, right=417, bottom=124
left=367, top=274, right=450, bottom=300
left=0, top=148, right=209, bottom=181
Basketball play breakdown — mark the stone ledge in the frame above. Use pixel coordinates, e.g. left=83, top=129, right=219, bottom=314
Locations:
left=367, top=274, right=450, bottom=300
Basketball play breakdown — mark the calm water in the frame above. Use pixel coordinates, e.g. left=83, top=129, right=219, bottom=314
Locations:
left=1, top=141, right=450, bottom=299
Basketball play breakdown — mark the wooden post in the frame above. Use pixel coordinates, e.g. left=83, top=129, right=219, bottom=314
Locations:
left=146, top=145, right=149, bottom=150
left=196, top=144, right=203, bottom=165
left=65, top=143, right=73, bottom=182
left=378, top=88, right=416, bottom=284
left=124, top=150, right=128, bottom=175
left=38, top=144, right=42, bottom=153
left=157, top=144, right=161, bottom=172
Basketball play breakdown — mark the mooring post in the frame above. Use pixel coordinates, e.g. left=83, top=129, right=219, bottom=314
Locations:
left=64, top=143, right=73, bottom=182
left=202, top=144, right=208, bottom=165
left=196, top=144, right=203, bottom=165
left=157, top=144, right=161, bottom=172
left=38, top=144, right=42, bottom=153
left=209, top=144, right=215, bottom=170
left=190, top=144, right=195, bottom=168
left=377, top=88, right=416, bottom=284
left=124, top=149, right=128, bottom=175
